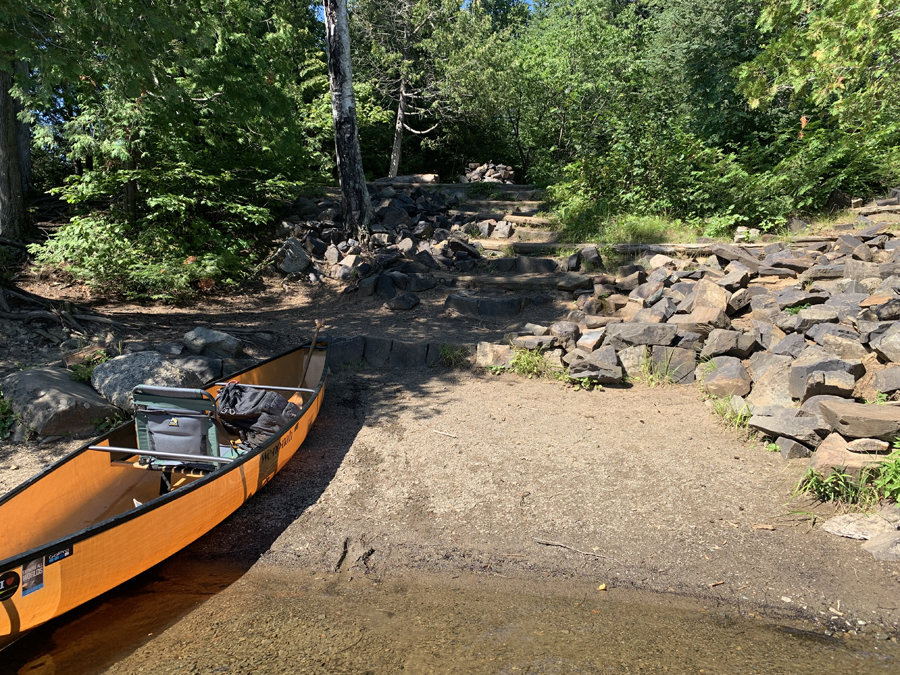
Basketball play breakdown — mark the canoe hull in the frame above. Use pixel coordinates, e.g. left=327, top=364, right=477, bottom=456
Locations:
left=0, top=342, right=326, bottom=643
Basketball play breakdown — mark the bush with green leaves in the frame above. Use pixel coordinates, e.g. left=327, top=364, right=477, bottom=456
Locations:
left=793, top=450, right=900, bottom=506
left=0, top=393, right=17, bottom=440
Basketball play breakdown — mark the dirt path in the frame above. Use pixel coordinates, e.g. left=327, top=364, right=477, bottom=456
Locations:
left=3, top=279, right=900, bottom=671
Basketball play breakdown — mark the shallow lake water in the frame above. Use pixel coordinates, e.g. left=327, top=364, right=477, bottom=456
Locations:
left=3, top=557, right=899, bottom=675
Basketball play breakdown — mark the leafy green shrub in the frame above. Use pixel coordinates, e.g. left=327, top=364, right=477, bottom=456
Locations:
left=0, top=393, right=17, bottom=440
left=786, top=303, right=810, bottom=315
left=32, top=165, right=296, bottom=300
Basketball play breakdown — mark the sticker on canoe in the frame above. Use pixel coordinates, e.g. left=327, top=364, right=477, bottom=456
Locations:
left=45, top=546, right=73, bottom=566
left=21, top=558, right=44, bottom=596
left=0, top=571, right=20, bottom=601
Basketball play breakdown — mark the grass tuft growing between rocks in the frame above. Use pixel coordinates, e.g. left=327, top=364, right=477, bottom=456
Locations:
left=509, top=347, right=554, bottom=379
left=438, top=344, right=470, bottom=370
left=793, top=450, right=900, bottom=506
left=631, top=352, right=678, bottom=387
left=710, top=395, right=753, bottom=430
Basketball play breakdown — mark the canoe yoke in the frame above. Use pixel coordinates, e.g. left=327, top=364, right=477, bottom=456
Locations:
left=133, top=385, right=240, bottom=466
left=89, top=385, right=240, bottom=478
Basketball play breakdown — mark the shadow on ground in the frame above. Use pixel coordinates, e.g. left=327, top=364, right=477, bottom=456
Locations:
left=1, top=364, right=465, bottom=675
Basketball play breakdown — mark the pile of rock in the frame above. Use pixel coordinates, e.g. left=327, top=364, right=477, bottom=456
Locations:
left=0, top=327, right=260, bottom=440
left=272, top=185, right=507, bottom=302
left=461, top=162, right=515, bottom=184
left=477, top=223, right=900, bottom=476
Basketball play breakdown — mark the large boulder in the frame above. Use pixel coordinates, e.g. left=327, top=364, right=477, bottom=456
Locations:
left=91, top=352, right=203, bottom=411
left=701, top=356, right=751, bottom=397
left=0, top=367, right=118, bottom=438
left=183, top=327, right=244, bottom=359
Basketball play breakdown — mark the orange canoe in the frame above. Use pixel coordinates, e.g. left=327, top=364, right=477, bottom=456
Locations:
left=0, top=341, right=327, bottom=648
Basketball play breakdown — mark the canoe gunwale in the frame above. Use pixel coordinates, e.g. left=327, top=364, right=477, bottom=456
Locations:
left=0, top=341, right=329, bottom=572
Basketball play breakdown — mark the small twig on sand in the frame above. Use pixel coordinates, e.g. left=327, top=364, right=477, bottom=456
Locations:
left=535, top=539, right=621, bottom=563
left=432, top=430, right=457, bottom=438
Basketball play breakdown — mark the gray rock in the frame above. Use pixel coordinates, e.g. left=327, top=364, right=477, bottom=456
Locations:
left=274, top=237, right=311, bottom=274
left=618, top=345, right=648, bottom=378
left=789, top=353, right=863, bottom=399
left=358, top=275, right=377, bottom=297
left=591, top=345, right=619, bottom=368
left=796, top=305, right=840, bottom=331
left=701, top=356, right=751, bottom=397
left=183, top=327, right=243, bottom=359
left=444, top=294, right=479, bottom=317
left=386, top=293, right=420, bottom=310
left=515, top=257, right=557, bottom=274
left=389, top=341, right=428, bottom=368
left=475, top=342, right=512, bottom=369
left=748, top=353, right=792, bottom=381
left=823, top=506, right=900, bottom=540
left=847, top=438, right=890, bottom=453
left=819, top=399, right=900, bottom=441
left=871, top=323, right=900, bottom=362
left=776, top=436, right=812, bottom=459
left=629, top=281, right=665, bottom=307
left=523, top=323, right=549, bottom=336
left=0, top=367, right=118, bottom=438
left=692, top=278, right=730, bottom=311
left=512, top=335, right=557, bottom=350
left=774, top=290, right=828, bottom=310
left=329, top=336, right=366, bottom=367
left=375, top=274, right=396, bottom=301
left=171, top=356, right=222, bottom=384
left=708, top=243, right=761, bottom=271
left=844, top=258, right=880, bottom=282
left=800, top=395, right=850, bottom=418
left=92, top=352, right=203, bottom=411
left=700, top=329, right=755, bottom=359
left=568, top=360, right=623, bottom=384
left=478, top=297, right=530, bottom=318
left=576, top=330, right=606, bottom=351
left=406, top=273, right=436, bottom=292
left=746, top=366, right=794, bottom=408
left=861, top=532, right=900, bottom=561
left=364, top=336, right=393, bottom=368
left=651, top=346, right=696, bottom=384
left=748, top=411, right=828, bottom=447
left=821, top=333, right=868, bottom=359
left=581, top=246, right=602, bottom=270
left=603, top=323, right=678, bottom=349
left=715, top=269, right=750, bottom=292
left=874, top=367, right=900, bottom=394
left=801, top=370, right=856, bottom=402
left=558, top=272, right=592, bottom=292
left=806, top=323, right=860, bottom=345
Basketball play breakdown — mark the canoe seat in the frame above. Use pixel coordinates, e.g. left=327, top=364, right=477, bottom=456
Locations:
left=133, top=385, right=240, bottom=470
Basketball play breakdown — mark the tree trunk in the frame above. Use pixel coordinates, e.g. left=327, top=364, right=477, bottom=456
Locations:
left=0, top=66, right=26, bottom=241
left=388, top=79, right=408, bottom=178
left=13, top=61, right=31, bottom=195
left=323, top=0, right=372, bottom=240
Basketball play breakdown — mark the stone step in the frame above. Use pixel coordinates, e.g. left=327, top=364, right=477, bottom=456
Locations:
left=459, top=200, right=544, bottom=209
left=444, top=273, right=561, bottom=292
left=449, top=210, right=548, bottom=223
left=320, top=184, right=545, bottom=200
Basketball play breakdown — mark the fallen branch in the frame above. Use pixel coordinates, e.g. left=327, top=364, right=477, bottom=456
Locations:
left=535, top=539, right=621, bottom=563
left=0, top=237, right=28, bottom=250
left=433, top=429, right=457, bottom=438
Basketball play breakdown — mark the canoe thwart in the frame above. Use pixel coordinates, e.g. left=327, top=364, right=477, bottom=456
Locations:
left=214, top=383, right=316, bottom=394
left=88, top=445, right=234, bottom=465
